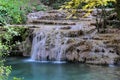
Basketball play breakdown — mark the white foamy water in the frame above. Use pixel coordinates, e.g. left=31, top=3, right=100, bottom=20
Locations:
left=30, top=25, right=68, bottom=61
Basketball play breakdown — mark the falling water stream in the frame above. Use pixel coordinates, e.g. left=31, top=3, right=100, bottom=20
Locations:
left=31, top=31, right=47, bottom=60
left=30, top=23, right=85, bottom=62
left=30, top=26, right=65, bottom=61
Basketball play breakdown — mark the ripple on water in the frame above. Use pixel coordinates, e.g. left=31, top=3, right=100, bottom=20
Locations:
left=52, top=61, right=66, bottom=64
left=23, top=59, right=66, bottom=64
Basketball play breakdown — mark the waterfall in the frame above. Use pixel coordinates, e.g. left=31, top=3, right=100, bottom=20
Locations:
left=31, top=31, right=46, bottom=60
left=54, top=31, right=63, bottom=61
left=30, top=23, right=97, bottom=62
left=27, top=10, right=120, bottom=65
left=30, top=26, right=67, bottom=61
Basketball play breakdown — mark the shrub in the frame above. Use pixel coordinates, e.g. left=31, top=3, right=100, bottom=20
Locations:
left=40, top=0, right=71, bottom=9
left=35, top=5, right=47, bottom=11
left=0, top=26, right=26, bottom=80
left=0, top=0, right=31, bottom=25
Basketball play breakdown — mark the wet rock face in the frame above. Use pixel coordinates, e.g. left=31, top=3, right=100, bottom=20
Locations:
left=27, top=10, right=96, bottom=25
left=64, top=39, right=120, bottom=65
left=26, top=10, right=120, bottom=65
left=89, top=32, right=120, bottom=65
left=29, top=24, right=120, bottom=65
left=27, top=10, right=66, bottom=22
left=65, top=41, right=92, bottom=62
left=18, top=28, right=34, bottom=56
left=27, top=9, right=112, bottom=22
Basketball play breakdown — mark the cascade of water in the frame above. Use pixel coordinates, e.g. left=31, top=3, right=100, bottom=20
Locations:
left=31, top=31, right=46, bottom=60
left=30, top=26, right=67, bottom=61
left=56, top=36, right=68, bottom=61
left=55, top=31, right=63, bottom=61
left=52, top=29, right=67, bottom=61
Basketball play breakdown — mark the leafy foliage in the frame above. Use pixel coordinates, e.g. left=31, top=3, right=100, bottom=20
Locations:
left=61, top=0, right=116, bottom=13
left=0, top=0, right=48, bottom=25
left=61, top=0, right=117, bottom=32
left=0, top=26, right=26, bottom=80
left=0, top=65, right=11, bottom=80
left=0, top=0, right=29, bottom=25
left=33, top=4, right=47, bottom=11
left=0, top=26, right=19, bottom=80
left=0, top=26, right=29, bottom=56
left=13, top=77, right=23, bottom=80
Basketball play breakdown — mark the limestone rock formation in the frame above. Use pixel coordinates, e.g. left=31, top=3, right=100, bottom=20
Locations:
left=19, top=10, right=120, bottom=65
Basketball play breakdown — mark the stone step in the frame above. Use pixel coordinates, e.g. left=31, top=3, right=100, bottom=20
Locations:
left=29, top=20, right=76, bottom=25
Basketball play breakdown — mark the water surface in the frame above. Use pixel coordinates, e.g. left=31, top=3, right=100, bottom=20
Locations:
left=6, top=57, right=120, bottom=80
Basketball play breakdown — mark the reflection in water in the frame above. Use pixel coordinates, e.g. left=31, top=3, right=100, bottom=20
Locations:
left=6, top=57, right=120, bottom=80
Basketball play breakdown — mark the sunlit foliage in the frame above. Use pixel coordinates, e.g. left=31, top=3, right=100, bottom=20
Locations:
left=61, top=0, right=116, bottom=16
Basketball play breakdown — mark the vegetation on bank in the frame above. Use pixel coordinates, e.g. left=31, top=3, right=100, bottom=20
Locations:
left=0, top=26, right=23, bottom=80
left=0, top=0, right=47, bottom=26
left=0, top=0, right=47, bottom=79
left=0, top=25, right=29, bottom=80
left=0, top=0, right=27, bottom=25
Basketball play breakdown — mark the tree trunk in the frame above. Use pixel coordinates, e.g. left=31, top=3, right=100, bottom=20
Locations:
left=116, top=0, right=120, bottom=20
